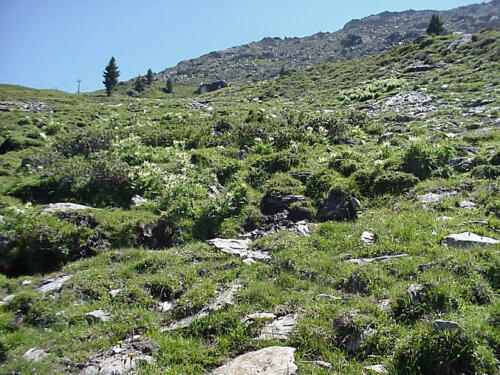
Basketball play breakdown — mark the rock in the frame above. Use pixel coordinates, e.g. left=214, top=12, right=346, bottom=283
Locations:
left=448, top=157, right=474, bottom=172
left=463, top=99, right=494, bottom=108
left=85, top=309, right=111, bottom=323
left=438, top=216, right=453, bottom=221
left=405, top=64, right=436, bottom=73
left=0, top=232, right=11, bottom=251
left=241, top=312, right=277, bottom=323
left=109, top=289, right=122, bottom=299
left=42, top=203, right=93, bottom=213
left=210, top=346, right=297, bottom=375
left=207, top=238, right=270, bottom=263
left=317, top=189, right=360, bottom=222
left=131, top=195, right=148, bottom=206
left=0, top=214, right=4, bottom=223
left=344, top=327, right=376, bottom=352
left=361, top=231, right=375, bottom=245
left=290, top=172, right=311, bottom=183
left=408, top=284, right=424, bottom=305
left=137, top=221, right=171, bottom=249
left=258, top=314, right=298, bottom=341
left=157, top=301, right=176, bottom=312
left=162, top=282, right=242, bottom=331
left=207, top=185, right=224, bottom=197
left=1, top=294, right=15, bottom=304
left=22, top=279, right=32, bottom=285
left=444, top=232, right=499, bottom=248
left=459, top=200, right=475, bottom=209
left=345, top=253, right=408, bottom=264
left=79, top=335, right=154, bottom=375
left=433, top=320, right=463, bottom=332
left=417, top=190, right=458, bottom=203
left=260, top=194, right=305, bottom=215
left=317, top=293, right=342, bottom=302
left=236, top=145, right=250, bottom=159
left=22, top=348, right=48, bottom=362
left=448, top=34, right=473, bottom=51
left=364, top=364, right=389, bottom=374
left=38, top=274, right=72, bottom=294
left=306, top=360, right=333, bottom=369
left=377, top=299, right=392, bottom=312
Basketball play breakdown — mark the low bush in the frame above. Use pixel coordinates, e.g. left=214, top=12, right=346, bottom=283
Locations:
left=373, top=171, right=418, bottom=195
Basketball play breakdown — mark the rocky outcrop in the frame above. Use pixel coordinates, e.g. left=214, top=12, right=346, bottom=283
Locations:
left=210, top=346, right=297, bottom=375
left=444, top=232, right=499, bottom=248
left=317, top=189, right=360, bottom=221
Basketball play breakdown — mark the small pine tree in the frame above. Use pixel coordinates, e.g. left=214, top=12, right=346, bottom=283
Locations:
left=103, top=57, right=120, bottom=96
left=279, top=65, right=286, bottom=76
left=426, top=14, right=444, bottom=36
left=134, top=75, right=145, bottom=92
left=146, top=68, right=154, bottom=85
left=165, top=78, right=173, bottom=93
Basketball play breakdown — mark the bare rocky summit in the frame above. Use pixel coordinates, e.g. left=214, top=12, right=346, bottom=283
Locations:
left=156, top=1, right=500, bottom=85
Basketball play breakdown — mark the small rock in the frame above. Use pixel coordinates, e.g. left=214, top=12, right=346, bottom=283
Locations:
left=22, top=348, right=48, bottom=362
left=433, top=319, right=462, bottom=332
left=157, top=301, right=176, bottom=312
left=211, top=346, right=297, bottom=375
left=317, top=189, right=360, bottom=222
left=0, top=215, right=4, bottom=223
left=38, top=274, right=72, bottom=294
left=459, top=200, right=475, bottom=209
left=317, top=293, right=342, bottom=302
left=258, top=314, right=298, bottom=341
left=131, top=195, right=148, bottom=206
left=85, top=309, right=111, bottom=323
left=305, top=360, right=333, bottom=369
left=408, top=284, right=424, bottom=305
left=22, top=280, right=33, bottom=286
left=241, top=312, right=276, bottom=323
left=345, top=254, right=408, bottom=264
left=417, top=191, right=457, bottom=203
left=445, top=232, right=499, bottom=248
left=260, top=194, right=305, bottom=215
left=1, top=294, right=15, bottom=304
left=438, top=216, right=453, bottom=221
left=207, top=238, right=270, bottom=263
left=377, top=299, right=391, bottom=312
left=108, top=289, right=121, bottom=299
left=43, top=203, right=93, bottom=213
left=364, top=364, right=389, bottom=374
left=360, top=231, right=375, bottom=245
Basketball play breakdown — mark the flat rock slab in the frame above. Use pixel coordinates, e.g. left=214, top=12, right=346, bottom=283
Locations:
left=86, top=309, right=111, bottom=323
left=417, top=191, right=457, bottom=203
left=211, top=346, right=297, bottom=375
left=258, top=314, right=298, bottom=341
left=433, top=320, right=463, bottom=332
left=43, top=203, right=94, bottom=213
left=445, top=232, right=499, bottom=248
left=23, top=347, right=48, bottom=362
left=162, top=282, right=242, bottom=331
left=364, top=364, right=389, bottom=374
left=38, top=274, right=72, bottom=294
left=346, top=254, right=408, bottom=264
left=361, top=231, right=375, bottom=245
left=207, top=238, right=270, bottom=263
left=79, top=335, right=153, bottom=375
left=241, top=312, right=277, bottom=323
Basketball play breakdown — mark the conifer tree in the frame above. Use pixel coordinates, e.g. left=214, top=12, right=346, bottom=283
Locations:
left=103, top=57, right=120, bottom=96
left=134, top=75, right=145, bottom=92
left=146, top=68, right=154, bottom=85
left=165, top=78, right=173, bottom=93
left=426, top=14, right=444, bottom=36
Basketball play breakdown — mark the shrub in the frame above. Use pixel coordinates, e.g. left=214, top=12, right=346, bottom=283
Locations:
left=392, top=328, right=494, bottom=375
left=373, top=171, right=418, bottom=195
left=401, top=142, right=452, bottom=180
left=54, top=128, right=112, bottom=157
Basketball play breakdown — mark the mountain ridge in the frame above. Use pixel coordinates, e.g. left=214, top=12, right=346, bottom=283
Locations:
left=155, top=0, right=500, bottom=86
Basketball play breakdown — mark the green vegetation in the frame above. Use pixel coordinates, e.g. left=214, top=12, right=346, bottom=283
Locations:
left=0, top=29, right=499, bottom=374
left=427, top=14, right=445, bottom=36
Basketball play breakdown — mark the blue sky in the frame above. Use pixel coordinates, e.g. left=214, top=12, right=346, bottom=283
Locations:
left=0, top=0, right=482, bottom=93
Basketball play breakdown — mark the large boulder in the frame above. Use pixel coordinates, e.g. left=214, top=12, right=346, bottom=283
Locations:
left=211, top=346, right=297, bottom=375
left=317, top=189, right=360, bottom=221
left=260, top=193, right=305, bottom=215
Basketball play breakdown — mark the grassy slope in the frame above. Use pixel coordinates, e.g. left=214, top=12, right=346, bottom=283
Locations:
left=0, top=29, right=499, bottom=374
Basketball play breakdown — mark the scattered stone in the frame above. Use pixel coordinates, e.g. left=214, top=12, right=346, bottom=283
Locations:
left=459, top=200, right=476, bottom=210
left=408, top=284, right=424, bottom=305
left=364, top=364, right=389, bottom=374
left=22, top=280, right=32, bottom=286
left=207, top=238, right=270, bottom=263
left=0, top=214, right=4, bottom=223
left=448, top=157, right=474, bottom=172
left=405, top=64, right=436, bottom=73
left=162, top=282, right=242, bottom=331
left=317, top=189, right=360, bottom=222
left=433, top=320, right=463, bottom=332
left=0, top=232, right=11, bottom=252
left=317, top=293, right=342, bottom=302
left=444, top=232, right=499, bottom=248
left=344, top=327, right=377, bottom=352
left=438, top=216, right=453, bottom=221
left=418, top=262, right=435, bottom=272
left=157, top=301, right=176, bottom=312
left=0, top=294, right=15, bottom=306
left=302, top=360, right=333, bottom=369
left=22, top=348, right=48, bottom=362
left=85, top=309, right=111, bottom=323
left=377, top=299, right=392, bottom=312
left=38, top=274, right=72, bottom=294
left=43, top=203, right=93, bottom=213
left=109, top=289, right=122, bottom=299
left=361, top=231, right=375, bottom=245
left=241, top=312, right=277, bottom=323
left=260, top=194, right=305, bottom=215
left=242, top=211, right=312, bottom=239
left=79, top=335, right=154, bottom=375
left=463, top=99, right=494, bottom=108
left=207, top=185, right=224, bottom=197
left=448, top=33, right=473, bottom=51
left=210, top=346, right=297, bottom=375
left=258, top=314, right=298, bottom=341
left=236, top=145, right=250, bottom=159
left=417, top=190, right=458, bottom=203
left=131, top=195, right=148, bottom=206
left=345, top=254, right=408, bottom=264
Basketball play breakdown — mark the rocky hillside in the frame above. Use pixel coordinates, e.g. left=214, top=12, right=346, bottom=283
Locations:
left=0, top=28, right=499, bottom=375
left=156, top=0, right=500, bottom=85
